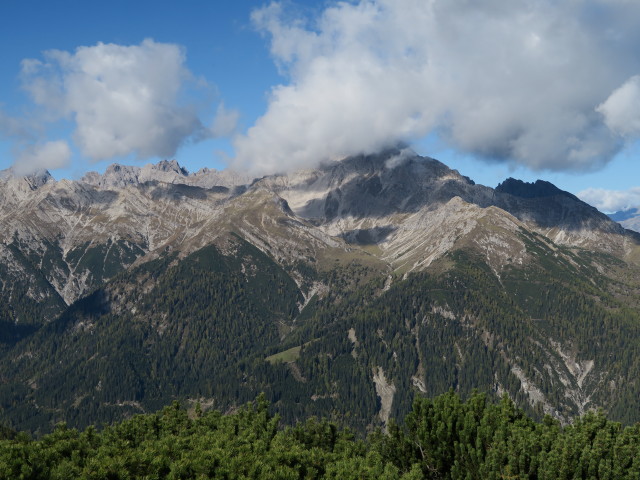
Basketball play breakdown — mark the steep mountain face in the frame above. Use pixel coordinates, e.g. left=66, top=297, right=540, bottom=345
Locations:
left=1, top=151, right=640, bottom=433
left=261, top=152, right=638, bottom=271
left=0, top=162, right=267, bottom=315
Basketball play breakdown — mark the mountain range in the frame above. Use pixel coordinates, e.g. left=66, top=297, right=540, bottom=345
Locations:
left=609, top=208, right=640, bottom=233
left=1, top=150, right=639, bottom=433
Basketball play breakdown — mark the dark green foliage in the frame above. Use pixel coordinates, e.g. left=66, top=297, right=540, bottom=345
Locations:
left=0, top=238, right=304, bottom=433
left=271, top=244, right=640, bottom=430
left=0, top=235, right=145, bottom=338
left=0, top=306, right=38, bottom=348
left=380, top=391, right=640, bottom=479
left=1, top=226, right=640, bottom=435
left=0, top=241, right=66, bottom=328
left=1, top=392, right=639, bottom=479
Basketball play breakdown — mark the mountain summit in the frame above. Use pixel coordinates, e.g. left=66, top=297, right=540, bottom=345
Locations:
left=496, top=178, right=576, bottom=199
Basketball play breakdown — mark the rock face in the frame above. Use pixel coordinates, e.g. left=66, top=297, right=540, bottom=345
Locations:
left=81, top=159, right=252, bottom=191
left=259, top=151, right=638, bottom=268
left=2, top=151, right=640, bottom=432
left=1, top=151, right=637, bottom=321
left=495, top=178, right=574, bottom=199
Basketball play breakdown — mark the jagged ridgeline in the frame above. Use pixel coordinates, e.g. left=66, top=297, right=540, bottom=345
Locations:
left=0, top=151, right=639, bottom=433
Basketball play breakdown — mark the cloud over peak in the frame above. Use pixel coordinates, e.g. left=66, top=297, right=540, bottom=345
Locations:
left=13, top=140, right=71, bottom=176
left=233, top=0, right=640, bottom=175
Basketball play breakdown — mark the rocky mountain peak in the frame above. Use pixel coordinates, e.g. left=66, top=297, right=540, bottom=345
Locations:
left=0, top=167, right=54, bottom=190
left=81, top=163, right=140, bottom=189
left=154, top=159, right=188, bottom=176
left=258, top=149, right=489, bottom=224
left=25, top=170, right=54, bottom=190
left=80, top=159, right=252, bottom=191
left=496, top=177, right=578, bottom=201
left=81, top=160, right=188, bottom=189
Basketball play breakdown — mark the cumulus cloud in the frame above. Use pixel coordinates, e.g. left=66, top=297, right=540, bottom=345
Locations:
left=578, top=187, right=640, bottom=213
left=597, top=76, right=640, bottom=137
left=13, top=140, right=72, bottom=176
left=19, top=39, right=226, bottom=163
left=233, top=0, right=640, bottom=175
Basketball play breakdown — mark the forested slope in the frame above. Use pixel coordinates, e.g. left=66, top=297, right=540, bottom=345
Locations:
left=0, top=236, right=304, bottom=432
left=2, top=225, right=639, bottom=434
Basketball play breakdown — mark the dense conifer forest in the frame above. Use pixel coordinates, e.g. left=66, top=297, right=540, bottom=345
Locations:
left=2, top=237, right=640, bottom=434
left=1, top=392, right=639, bottom=479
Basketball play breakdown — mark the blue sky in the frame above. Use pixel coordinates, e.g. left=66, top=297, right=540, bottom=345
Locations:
left=1, top=0, right=640, bottom=212
left=0, top=0, right=281, bottom=177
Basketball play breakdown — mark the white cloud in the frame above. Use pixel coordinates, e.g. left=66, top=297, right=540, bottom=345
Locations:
left=578, top=187, right=640, bottom=212
left=233, top=0, right=640, bottom=175
left=597, top=75, right=640, bottom=137
left=20, top=39, right=203, bottom=162
left=14, top=140, right=71, bottom=175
